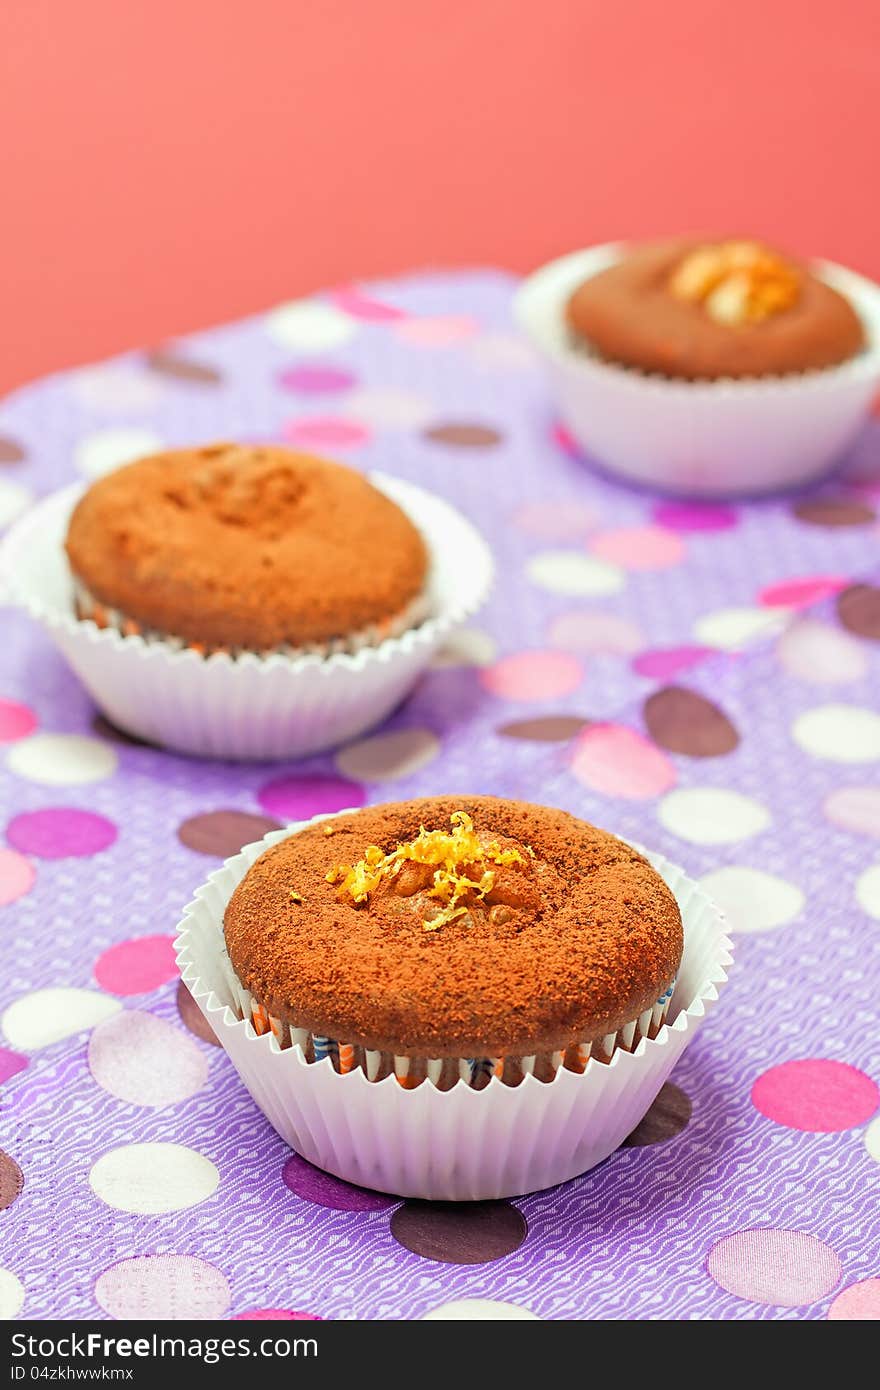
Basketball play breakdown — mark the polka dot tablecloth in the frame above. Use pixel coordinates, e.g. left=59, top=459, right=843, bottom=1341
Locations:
left=1, top=271, right=880, bottom=1322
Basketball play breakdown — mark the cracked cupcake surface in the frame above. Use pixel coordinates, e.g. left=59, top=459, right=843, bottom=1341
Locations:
left=65, top=444, right=430, bottom=652
left=566, top=237, right=865, bottom=380
left=222, top=796, right=683, bottom=1076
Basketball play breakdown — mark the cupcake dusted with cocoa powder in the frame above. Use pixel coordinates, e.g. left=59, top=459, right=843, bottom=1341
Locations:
left=566, top=237, right=865, bottom=380
left=65, top=444, right=430, bottom=655
left=222, top=796, right=683, bottom=1089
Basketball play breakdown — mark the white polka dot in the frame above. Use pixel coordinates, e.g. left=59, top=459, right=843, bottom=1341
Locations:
left=0, top=1269, right=24, bottom=1320
left=336, top=728, right=440, bottom=782
left=694, top=606, right=786, bottom=651
left=265, top=300, right=356, bottom=351
left=865, top=1115, right=880, bottom=1162
left=792, top=704, right=880, bottom=763
left=7, top=734, right=118, bottom=786
left=698, top=866, right=804, bottom=933
left=776, top=619, right=868, bottom=685
left=90, top=1143, right=219, bottom=1214
left=74, top=427, right=163, bottom=479
left=423, top=1298, right=539, bottom=1320
left=2, top=987, right=121, bottom=1050
left=0, top=480, right=33, bottom=529
left=70, top=366, right=161, bottom=413
left=468, top=333, right=537, bottom=371
left=855, top=863, right=880, bottom=918
left=431, top=627, right=497, bottom=668
left=527, top=550, right=625, bottom=597
left=658, top=787, right=771, bottom=845
left=344, top=387, right=433, bottom=428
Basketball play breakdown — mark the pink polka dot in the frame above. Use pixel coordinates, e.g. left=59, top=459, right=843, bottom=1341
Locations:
left=550, top=422, right=582, bottom=459
left=89, top=1010, right=208, bottom=1107
left=759, top=575, right=847, bottom=609
left=511, top=501, right=599, bottom=542
left=329, top=286, right=407, bottom=322
left=480, top=650, right=583, bottom=702
left=752, top=1059, right=879, bottom=1132
left=235, top=1308, right=322, bottom=1321
left=282, top=417, right=370, bottom=450
left=95, top=1255, right=230, bottom=1320
left=94, top=935, right=179, bottom=996
left=395, top=315, right=478, bottom=346
left=549, top=610, right=643, bottom=655
left=0, top=848, right=35, bottom=906
left=0, top=1048, right=28, bottom=1083
left=0, top=699, right=37, bottom=743
left=570, top=724, right=677, bottom=799
left=824, top=785, right=880, bottom=839
left=632, top=646, right=713, bottom=679
left=653, top=501, right=739, bottom=532
left=707, top=1229, right=841, bottom=1306
left=590, top=526, right=684, bottom=570
left=277, top=365, right=357, bottom=394
left=257, top=774, right=365, bottom=822
left=828, top=1278, right=880, bottom=1320
left=7, top=808, right=117, bottom=859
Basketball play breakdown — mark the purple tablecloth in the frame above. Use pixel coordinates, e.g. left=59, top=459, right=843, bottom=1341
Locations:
left=1, top=272, right=879, bottom=1320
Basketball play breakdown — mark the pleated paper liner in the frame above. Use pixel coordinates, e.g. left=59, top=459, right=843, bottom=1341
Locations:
left=175, top=817, right=733, bottom=1200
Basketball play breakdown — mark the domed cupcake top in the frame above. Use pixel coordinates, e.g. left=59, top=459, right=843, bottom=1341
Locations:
left=223, top=796, right=683, bottom=1057
left=65, top=444, right=429, bottom=650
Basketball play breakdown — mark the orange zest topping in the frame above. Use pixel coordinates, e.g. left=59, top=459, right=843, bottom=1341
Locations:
left=326, top=810, right=525, bottom=931
left=669, top=240, right=800, bottom=325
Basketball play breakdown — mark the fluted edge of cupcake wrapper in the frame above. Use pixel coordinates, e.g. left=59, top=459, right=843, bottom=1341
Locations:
left=173, top=813, right=734, bottom=1200
left=0, top=473, right=494, bottom=759
left=515, top=243, right=880, bottom=498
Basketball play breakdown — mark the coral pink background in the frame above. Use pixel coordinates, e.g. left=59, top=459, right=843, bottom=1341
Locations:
left=3, top=0, right=878, bottom=393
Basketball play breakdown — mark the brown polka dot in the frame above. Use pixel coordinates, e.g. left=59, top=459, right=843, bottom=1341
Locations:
left=423, top=423, right=503, bottom=448
left=176, top=979, right=221, bottom=1047
left=145, top=349, right=223, bottom=384
left=792, top=497, right=875, bottom=528
left=837, top=584, right=880, bottom=642
left=178, top=810, right=282, bottom=857
left=498, top=715, right=589, bottom=742
left=390, top=1201, right=526, bottom=1264
left=0, top=1150, right=23, bottom=1210
left=643, top=686, right=739, bottom=757
left=0, top=436, right=25, bottom=464
left=91, top=714, right=154, bottom=748
left=622, top=1083, right=692, bottom=1148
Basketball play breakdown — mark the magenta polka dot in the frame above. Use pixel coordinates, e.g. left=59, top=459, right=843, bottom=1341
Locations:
left=278, top=365, right=357, bottom=394
left=282, top=417, right=370, bottom=450
left=480, top=650, right=583, bottom=702
left=653, top=501, right=738, bottom=532
left=632, top=645, right=713, bottom=679
left=282, top=1153, right=395, bottom=1212
left=94, top=935, right=179, bottom=996
left=590, top=525, right=684, bottom=570
left=0, top=848, right=35, bottom=906
left=758, top=575, right=847, bottom=609
left=0, top=699, right=37, bottom=743
left=257, top=774, right=365, bottom=822
left=329, top=287, right=406, bottom=322
left=6, top=808, right=117, bottom=859
left=752, top=1059, right=879, bottom=1132
left=707, top=1229, right=841, bottom=1306
left=570, top=723, right=676, bottom=799
left=550, top=423, right=582, bottom=459
left=828, top=1278, right=880, bottom=1320
left=235, top=1308, right=322, bottom=1321
left=0, top=1048, right=28, bottom=1084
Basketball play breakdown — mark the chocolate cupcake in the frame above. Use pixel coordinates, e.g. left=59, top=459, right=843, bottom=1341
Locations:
left=65, top=444, right=430, bottom=655
left=222, top=796, right=683, bottom=1089
left=566, top=237, right=865, bottom=380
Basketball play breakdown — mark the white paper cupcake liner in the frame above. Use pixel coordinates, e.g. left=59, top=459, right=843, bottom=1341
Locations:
left=0, top=473, right=493, bottom=760
left=515, top=243, right=880, bottom=498
left=175, top=817, right=733, bottom=1200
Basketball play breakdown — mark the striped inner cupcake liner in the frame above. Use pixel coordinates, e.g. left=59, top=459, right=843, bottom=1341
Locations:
left=218, top=948, right=676, bottom=1091
left=72, top=579, right=431, bottom=660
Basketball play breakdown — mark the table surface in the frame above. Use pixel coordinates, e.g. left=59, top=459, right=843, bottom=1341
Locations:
left=1, top=272, right=879, bottom=1322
